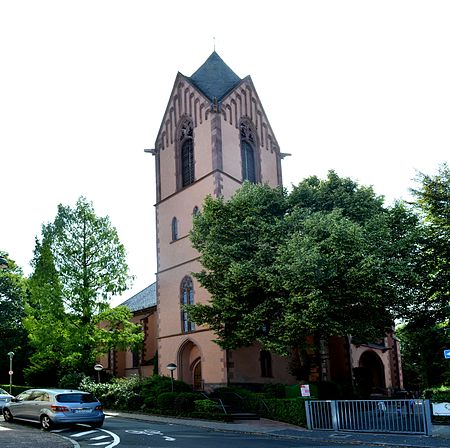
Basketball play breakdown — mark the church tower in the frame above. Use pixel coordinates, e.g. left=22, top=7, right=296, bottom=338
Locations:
left=152, top=52, right=294, bottom=389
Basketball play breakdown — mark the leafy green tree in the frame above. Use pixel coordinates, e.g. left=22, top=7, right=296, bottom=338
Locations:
left=397, top=163, right=450, bottom=388
left=412, top=163, right=450, bottom=321
left=397, top=318, right=449, bottom=390
left=187, top=172, right=424, bottom=379
left=26, top=197, right=142, bottom=378
left=0, top=252, right=29, bottom=384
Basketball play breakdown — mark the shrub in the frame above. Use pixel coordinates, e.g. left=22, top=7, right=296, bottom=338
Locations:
left=423, top=386, right=450, bottom=402
left=140, top=375, right=192, bottom=410
left=262, top=383, right=286, bottom=398
left=79, top=376, right=144, bottom=410
left=157, top=392, right=177, bottom=411
left=194, top=399, right=219, bottom=414
left=1, top=385, right=29, bottom=396
left=261, top=398, right=307, bottom=427
left=174, top=392, right=200, bottom=413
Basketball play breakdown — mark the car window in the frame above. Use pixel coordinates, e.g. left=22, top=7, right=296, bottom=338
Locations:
left=56, top=393, right=97, bottom=403
left=16, top=391, right=33, bottom=401
left=30, top=391, right=48, bottom=401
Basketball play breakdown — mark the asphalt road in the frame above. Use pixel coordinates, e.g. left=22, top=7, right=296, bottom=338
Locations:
left=0, top=414, right=411, bottom=448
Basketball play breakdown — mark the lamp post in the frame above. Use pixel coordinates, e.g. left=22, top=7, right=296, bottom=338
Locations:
left=94, top=364, right=103, bottom=383
left=7, top=352, right=14, bottom=394
left=166, top=363, right=177, bottom=392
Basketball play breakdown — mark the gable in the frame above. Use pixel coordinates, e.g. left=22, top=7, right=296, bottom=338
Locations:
left=155, top=73, right=211, bottom=151
left=220, top=76, right=280, bottom=155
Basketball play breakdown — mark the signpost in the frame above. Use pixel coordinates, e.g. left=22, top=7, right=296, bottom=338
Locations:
left=300, top=384, right=311, bottom=397
left=444, top=349, right=450, bottom=359
left=7, top=352, right=14, bottom=394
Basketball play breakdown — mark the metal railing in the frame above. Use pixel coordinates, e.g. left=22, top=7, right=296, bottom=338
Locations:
left=305, top=399, right=433, bottom=435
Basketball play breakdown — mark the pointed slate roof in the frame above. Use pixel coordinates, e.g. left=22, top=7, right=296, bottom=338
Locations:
left=118, top=282, right=156, bottom=313
left=189, top=51, right=241, bottom=101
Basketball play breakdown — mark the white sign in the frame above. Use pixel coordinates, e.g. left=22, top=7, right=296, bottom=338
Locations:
left=432, top=402, right=450, bottom=416
left=300, top=384, right=310, bottom=397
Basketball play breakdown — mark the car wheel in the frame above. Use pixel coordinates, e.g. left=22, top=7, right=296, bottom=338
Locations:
left=3, top=408, right=13, bottom=423
left=40, top=414, right=53, bottom=431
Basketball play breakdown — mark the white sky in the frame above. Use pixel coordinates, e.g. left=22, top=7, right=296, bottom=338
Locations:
left=1, top=1, right=449, bottom=306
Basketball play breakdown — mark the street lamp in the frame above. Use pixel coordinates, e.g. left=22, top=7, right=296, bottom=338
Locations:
left=94, top=364, right=103, bottom=383
left=7, top=352, right=14, bottom=394
left=166, top=363, right=177, bottom=392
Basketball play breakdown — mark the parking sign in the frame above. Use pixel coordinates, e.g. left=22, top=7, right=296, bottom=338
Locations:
left=444, top=349, right=450, bottom=359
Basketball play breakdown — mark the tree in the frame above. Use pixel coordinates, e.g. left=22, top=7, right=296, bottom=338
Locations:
left=397, top=163, right=450, bottom=388
left=0, top=252, right=29, bottom=384
left=187, top=172, right=424, bottom=379
left=412, top=163, right=450, bottom=321
left=26, top=197, right=142, bottom=379
left=397, top=318, right=449, bottom=390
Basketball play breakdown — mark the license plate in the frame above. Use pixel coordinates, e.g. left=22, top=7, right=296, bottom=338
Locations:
left=73, top=409, right=92, bottom=413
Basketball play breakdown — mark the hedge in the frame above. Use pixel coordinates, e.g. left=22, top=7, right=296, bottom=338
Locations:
left=260, top=398, right=307, bottom=427
left=0, top=385, right=30, bottom=396
left=423, top=386, right=450, bottom=402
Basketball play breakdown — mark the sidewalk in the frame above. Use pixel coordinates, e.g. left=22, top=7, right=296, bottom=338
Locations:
left=106, top=410, right=450, bottom=448
left=0, top=422, right=73, bottom=448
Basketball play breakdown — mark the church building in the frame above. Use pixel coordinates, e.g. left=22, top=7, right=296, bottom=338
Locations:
left=109, top=52, right=404, bottom=396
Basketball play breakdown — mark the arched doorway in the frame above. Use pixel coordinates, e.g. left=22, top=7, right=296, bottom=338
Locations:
left=178, top=339, right=203, bottom=390
left=355, top=350, right=386, bottom=397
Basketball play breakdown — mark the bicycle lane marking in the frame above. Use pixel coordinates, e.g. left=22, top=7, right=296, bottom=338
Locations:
left=53, top=428, right=120, bottom=448
left=126, top=429, right=176, bottom=442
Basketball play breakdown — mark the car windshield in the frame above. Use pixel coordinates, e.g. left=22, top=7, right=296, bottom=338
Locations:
left=56, top=393, right=97, bottom=403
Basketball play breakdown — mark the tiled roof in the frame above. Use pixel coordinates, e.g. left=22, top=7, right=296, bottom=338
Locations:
left=118, top=282, right=156, bottom=313
left=189, top=51, right=241, bottom=101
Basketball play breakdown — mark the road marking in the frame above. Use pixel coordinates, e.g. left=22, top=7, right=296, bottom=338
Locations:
left=72, top=430, right=98, bottom=437
left=54, top=427, right=120, bottom=448
left=96, top=428, right=120, bottom=448
left=125, top=429, right=176, bottom=442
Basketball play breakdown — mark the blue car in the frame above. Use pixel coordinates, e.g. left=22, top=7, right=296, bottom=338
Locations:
left=2, top=388, right=104, bottom=430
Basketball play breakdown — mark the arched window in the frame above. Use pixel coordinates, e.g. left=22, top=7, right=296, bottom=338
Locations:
left=178, top=120, right=195, bottom=188
left=171, top=217, right=178, bottom=241
left=180, top=276, right=195, bottom=333
left=260, top=350, right=272, bottom=377
left=240, top=121, right=257, bottom=183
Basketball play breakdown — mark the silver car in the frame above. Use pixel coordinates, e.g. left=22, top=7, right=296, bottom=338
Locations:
left=0, top=388, right=13, bottom=410
left=2, top=388, right=104, bottom=430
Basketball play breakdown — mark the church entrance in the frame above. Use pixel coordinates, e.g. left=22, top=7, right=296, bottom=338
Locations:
left=354, top=350, right=386, bottom=397
left=178, top=340, right=203, bottom=390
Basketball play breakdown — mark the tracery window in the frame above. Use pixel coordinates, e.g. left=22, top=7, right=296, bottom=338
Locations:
left=179, top=120, right=195, bottom=187
left=240, top=121, right=257, bottom=183
left=180, top=276, right=195, bottom=333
